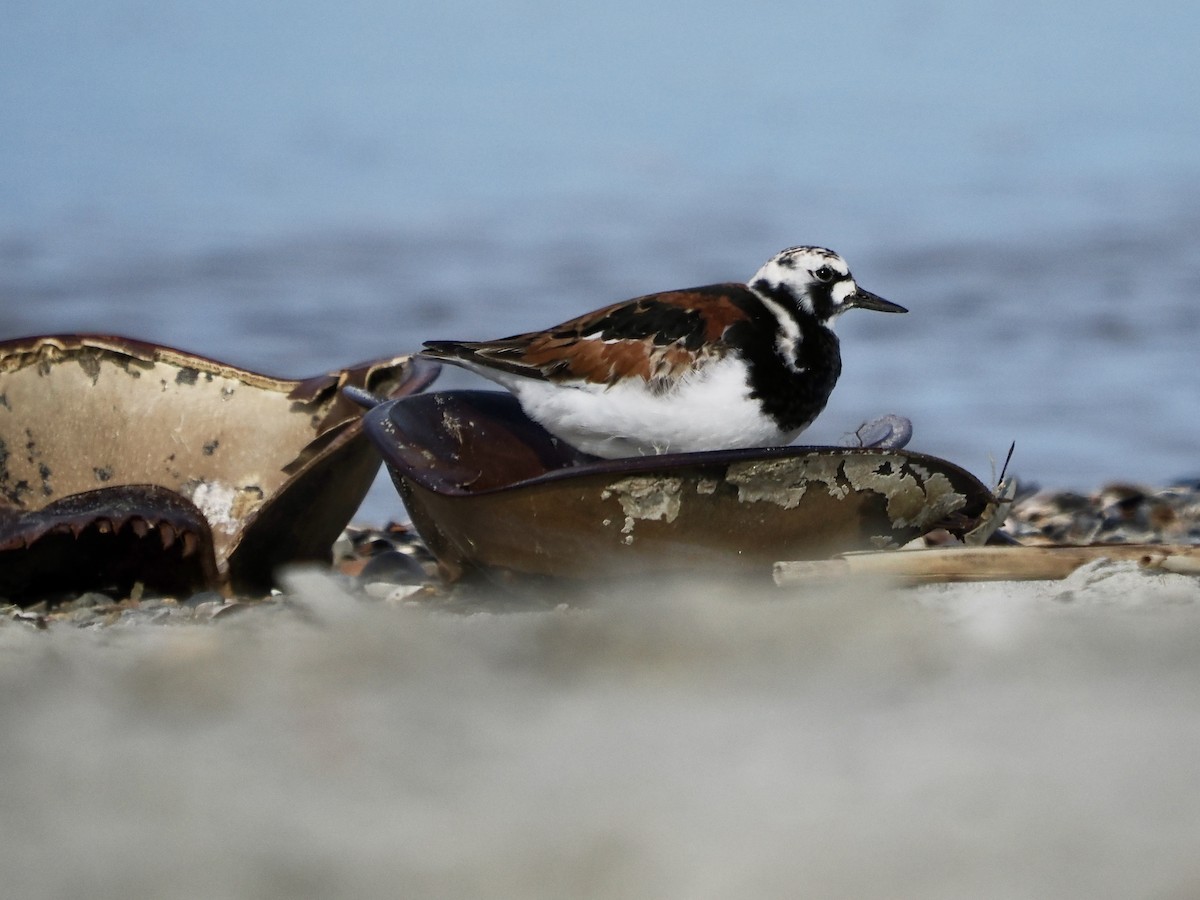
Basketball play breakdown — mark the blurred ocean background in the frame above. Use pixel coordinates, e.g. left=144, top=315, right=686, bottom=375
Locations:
left=3, top=0, right=1199, bottom=521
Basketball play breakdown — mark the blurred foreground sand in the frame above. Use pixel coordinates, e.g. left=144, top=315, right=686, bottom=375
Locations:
left=4, top=561, right=1200, bottom=899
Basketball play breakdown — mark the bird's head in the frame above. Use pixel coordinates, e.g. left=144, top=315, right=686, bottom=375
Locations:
left=748, top=246, right=906, bottom=325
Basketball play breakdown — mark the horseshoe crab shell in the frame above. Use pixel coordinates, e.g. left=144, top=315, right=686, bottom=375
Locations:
left=363, top=390, right=996, bottom=582
left=0, top=484, right=219, bottom=600
left=0, top=334, right=438, bottom=597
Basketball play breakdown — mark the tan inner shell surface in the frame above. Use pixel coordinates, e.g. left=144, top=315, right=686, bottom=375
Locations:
left=0, top=349, right=320, bottom=546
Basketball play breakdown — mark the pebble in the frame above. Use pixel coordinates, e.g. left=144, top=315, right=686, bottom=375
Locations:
left=1005, top=479, right=1200, bottom=546
left=357, top=550, right=429, bottom=586
left=73, top=592, right=111, bottom=608
left=69, top=607, right=102, bottom=625
left=181, top=590, right=225, bottom=608
left=340, top=522, right=439, bottom=579
left=189, top=600, right=227, bottom=621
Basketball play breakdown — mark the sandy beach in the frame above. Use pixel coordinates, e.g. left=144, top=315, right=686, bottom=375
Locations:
left=4, top=555, right=1200, bottom=899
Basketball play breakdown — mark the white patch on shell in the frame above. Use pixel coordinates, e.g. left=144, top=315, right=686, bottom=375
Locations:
left=601, top=476, right=683, bottom=541
left=440, top=409, right=466, bottom=446
left=188, top=480, right=265, bottom=537
left=726, top=455, right=968, bottom=532
left=726, top=457, right=848, bottom=509
left=883, top=465, right=964, bottom=530
left=189, top=481, right=240, bottom=536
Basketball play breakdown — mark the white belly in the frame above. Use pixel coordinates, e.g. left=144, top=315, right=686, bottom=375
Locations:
left=485, top=356, right=799, bottom=458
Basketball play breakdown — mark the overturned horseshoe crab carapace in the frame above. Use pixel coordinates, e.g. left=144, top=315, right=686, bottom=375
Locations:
left=0, top=334, right=439, bottom=601
left=362, top=390, right=997, bottom=584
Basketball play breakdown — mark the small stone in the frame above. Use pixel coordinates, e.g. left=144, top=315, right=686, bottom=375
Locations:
left=72, top=592, right=112, bottom=609
left=182, top=590, right=225, bottom=608
left=14, top=611, right=48, bottom=630
left=191, top=600, right=224, bottom=621
left=332, top=530, right=356, bottom=563
left=382, top=584, right=423, bottom=604
left=211, top=602, right=250, bottom=620
left=357, top=550, right=427, bottom=586
left=362, top=581, right=399, bottom=600
left=70, top=607, right=101, bottom=625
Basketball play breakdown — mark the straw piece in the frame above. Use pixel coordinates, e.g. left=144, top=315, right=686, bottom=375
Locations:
left=773, top=544, right=1200, bottom=586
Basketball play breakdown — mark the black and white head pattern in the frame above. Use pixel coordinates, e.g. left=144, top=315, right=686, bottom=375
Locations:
left=746, top=246, right=862, bottom=325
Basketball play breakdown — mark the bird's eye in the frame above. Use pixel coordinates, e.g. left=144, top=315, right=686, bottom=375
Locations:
left=813, top=266, right=836, bottom=283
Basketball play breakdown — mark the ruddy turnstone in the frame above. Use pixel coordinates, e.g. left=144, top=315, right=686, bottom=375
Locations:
left=421, top=246, right=906, bottom=458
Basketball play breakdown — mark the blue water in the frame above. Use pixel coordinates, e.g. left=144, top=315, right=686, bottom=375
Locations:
left=3, top=1, right=1199, bottom=520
